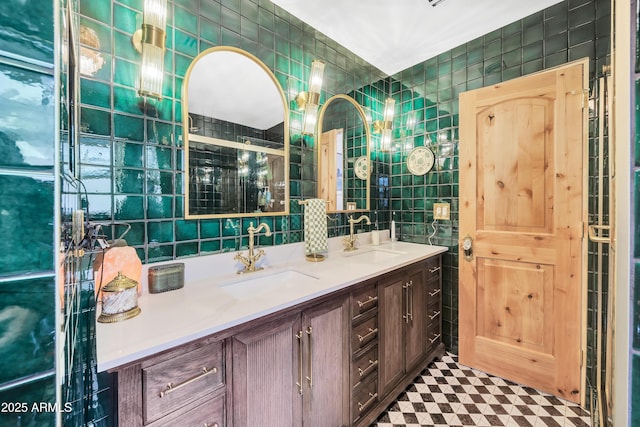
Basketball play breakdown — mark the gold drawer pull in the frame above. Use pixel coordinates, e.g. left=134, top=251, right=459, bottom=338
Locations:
left=357, top=327, right=378, bottom=343
left=358, top=359, right=379, bottom=377
left=428, top=288, right=441, bottom=297
left=159, top=366, right=217, bottom=397
left=357, top=392, right=378, bottom=412
left=428, top=310, right=441, bottom=320
left=203, top=423, right=219, bottom=427
left=428, top=266, right=441, bottom=274
left=429, top=333, right=441, bottom=344
left=357, top=295, right=378, bottom=308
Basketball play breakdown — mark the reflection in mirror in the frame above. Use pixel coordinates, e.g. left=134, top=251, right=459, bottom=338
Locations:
left=183, top=46, right=289, bottom=218
left=317, top=95, right=370, bottom=213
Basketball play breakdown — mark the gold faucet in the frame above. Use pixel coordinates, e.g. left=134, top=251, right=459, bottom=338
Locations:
left=234, top=222, right=272, bottom=274
left=344, top=215, right=371, bottom=251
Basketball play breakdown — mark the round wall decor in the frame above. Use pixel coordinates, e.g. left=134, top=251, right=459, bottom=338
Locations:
left=406, top=146, right=435, bottom=176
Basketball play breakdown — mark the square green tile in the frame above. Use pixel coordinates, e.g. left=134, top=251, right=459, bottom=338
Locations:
left=114, top=195, right=143, bottom=220
left=114, top=168, right=144, bottom=194
left=174, top=29, right=198, bottom=57
left=113, top=3, right=140, bottom=34
left=146, top=146, right=173, bottom=170
left=114, top=114, right=144, bottom=141
left=114, top=58, right=138, bottom=88
left=148, top=221, right=174, bottom=243
left=114, top=86, right=143, bottom=115
left=147, top=244, right=174, bottom=262
left=114, top=141, right=143, bottom=168
left=147, top=195, right=173, bottom=219
left=200, top=239, right=221, bottom=254
left=175, top=219, right=198, bottom=241
left=200, top=219, right=221, bottom=238
left=176, top=242, right=198, bottom=257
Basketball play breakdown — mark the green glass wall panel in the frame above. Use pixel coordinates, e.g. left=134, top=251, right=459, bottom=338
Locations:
left=0, top=375, right=56, bottom=427
left=0, top=64, right=55, bottom=168
left=0, top=175, right=54, bottom=276
left=0, top=0, right=54, bottom=63
left=0, top=277, right=55, bottom=383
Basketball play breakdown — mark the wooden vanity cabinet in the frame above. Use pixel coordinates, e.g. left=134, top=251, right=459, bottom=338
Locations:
left=111, top=254, right=443, bottom=427
left=230, top=296, right=350, bottom=427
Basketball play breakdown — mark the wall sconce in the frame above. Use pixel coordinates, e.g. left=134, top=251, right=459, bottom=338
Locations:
left=373, top=97, right=396, bottom=151
left=131, top=0, right=168, bottom=99
left=295, top=60, right=325, bottom=135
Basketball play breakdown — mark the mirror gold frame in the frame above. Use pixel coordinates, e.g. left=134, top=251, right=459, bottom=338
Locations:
left=317, top=94, right=371, bottom=213
left=183, top=46, right=290, bottom=219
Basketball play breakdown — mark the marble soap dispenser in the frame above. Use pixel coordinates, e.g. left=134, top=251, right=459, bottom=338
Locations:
left=372, top=210, right=380, bottom=245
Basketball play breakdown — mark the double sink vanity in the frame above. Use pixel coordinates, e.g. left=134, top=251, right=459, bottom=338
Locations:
left=97, top=234, right=446, bottom=427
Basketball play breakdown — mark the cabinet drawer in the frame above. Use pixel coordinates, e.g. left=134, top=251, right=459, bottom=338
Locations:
left=150, top=393, right=225, bottom=427
left=426, top=320, right=442, bottom=354
left=352, top=315, right=378, bottom=352
left=425, top=279, right=441, bottom=304
left=351, top=345, right=378, bottom=388
left=351, top=283, right=378, bottom=320
left=352, top=377, right=378, bottom=422
left=143, top=341, right=225, bottom=424
left=425, top=257, right=441, bottom=277
left=426, top=305, right=441, bottom=325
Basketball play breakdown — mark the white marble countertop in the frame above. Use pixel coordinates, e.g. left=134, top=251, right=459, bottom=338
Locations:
left=96, top=232, right=447, bottom=371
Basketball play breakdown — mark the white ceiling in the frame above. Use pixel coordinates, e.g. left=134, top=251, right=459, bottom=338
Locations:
left=270, top=0, right=563, bottom=76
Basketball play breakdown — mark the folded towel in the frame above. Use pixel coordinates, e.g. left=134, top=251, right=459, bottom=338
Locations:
left=303, top=199, right=328, bottom=255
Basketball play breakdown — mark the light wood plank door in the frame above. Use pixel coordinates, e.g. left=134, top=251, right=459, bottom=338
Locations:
left=459, top=60, right=587, bottom=404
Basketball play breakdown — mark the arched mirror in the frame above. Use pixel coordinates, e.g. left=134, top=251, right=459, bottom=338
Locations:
left=317, top=94, right=370, bottom=213
left=183, top=46, right=289, bottom=219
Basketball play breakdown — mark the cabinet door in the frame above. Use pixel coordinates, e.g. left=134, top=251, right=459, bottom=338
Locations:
left=378, top=272, right=405, bottom=394
left=231, top=313, right=302, bottom=427
left=405, top=265, right=427, bottom=371
left=301, top=297, right=350, bottom=427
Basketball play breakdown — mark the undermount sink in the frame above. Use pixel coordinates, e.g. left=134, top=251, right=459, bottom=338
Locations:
left=218, top=268, right=319, bottom=300
left=342, top=246, right=406, bottom=261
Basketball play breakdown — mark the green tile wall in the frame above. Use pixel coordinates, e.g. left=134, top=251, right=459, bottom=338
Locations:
left=77, top=0, right=386, bottom=264
left=0, top=0, right=57, bottom=424
left=385, top=0, right=610, bottom=408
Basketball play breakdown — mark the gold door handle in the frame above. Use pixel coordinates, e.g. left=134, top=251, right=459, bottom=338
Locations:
left=428, top=310, right=441, bottom=320
left=159, top=366, right=217, bottom=397
left=429, top=333, right=441, bottom=344
left=357, top=327, right=378, bottom=342
left=428, top=288, right=441, bottom=297
left=408, top=280, right=413, bottom=321
left=296, top=330, right=303, bottom=395
left=357, top=295, right=378, bottom=308
left=358, top=359, right=379, bottom=377
left=357, top=392, right=378, bottom=412
left=203, top=423, right=219, bottom=427
left=428, top=266, right=441, bottom=274
left=306, top=326, right=313, bottom=388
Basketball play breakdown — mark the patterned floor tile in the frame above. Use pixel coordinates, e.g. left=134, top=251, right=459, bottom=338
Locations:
left=375, top=353, right=591, bottom=427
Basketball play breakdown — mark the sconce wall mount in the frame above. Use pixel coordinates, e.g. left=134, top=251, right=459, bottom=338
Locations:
left=131, top=0, right=168, bottom=100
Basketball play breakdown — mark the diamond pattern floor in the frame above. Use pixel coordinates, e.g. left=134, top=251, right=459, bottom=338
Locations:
left=374, top=353, right=591, bottom=427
